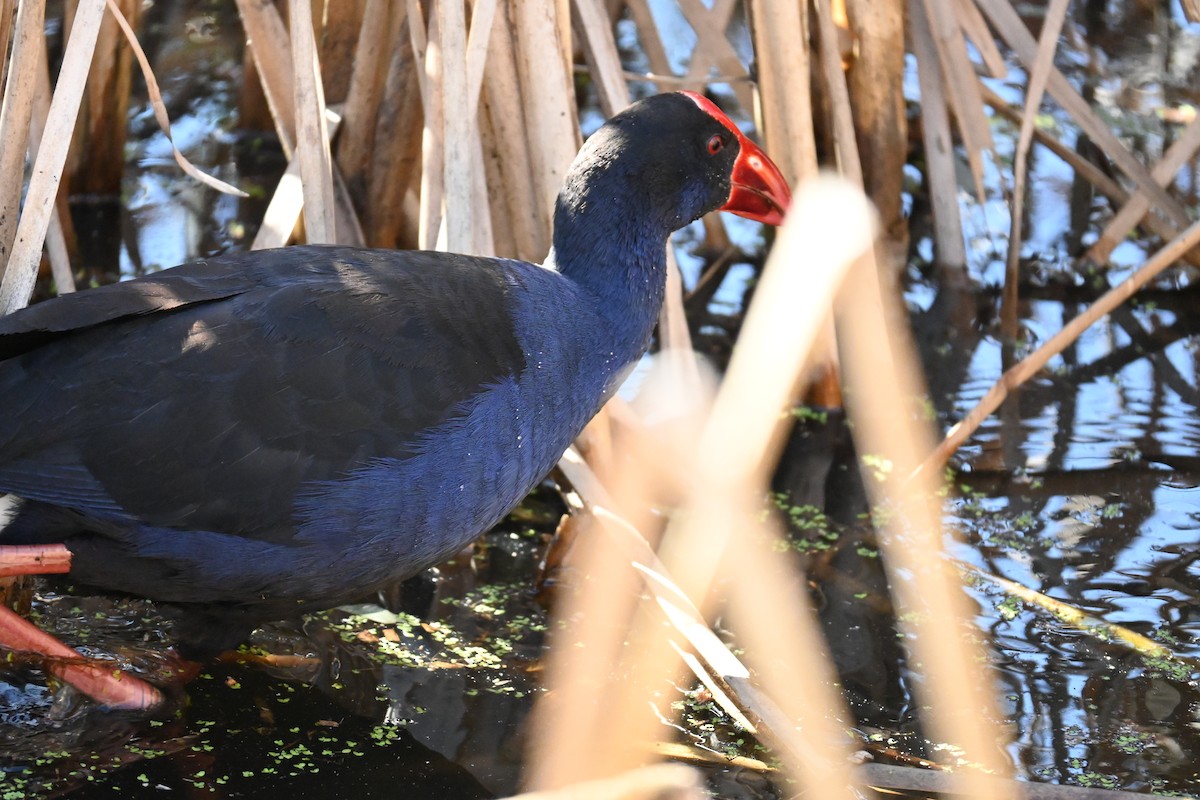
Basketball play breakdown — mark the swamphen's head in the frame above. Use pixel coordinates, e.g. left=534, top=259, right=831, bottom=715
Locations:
left=556, top=92, right=791, bottom=236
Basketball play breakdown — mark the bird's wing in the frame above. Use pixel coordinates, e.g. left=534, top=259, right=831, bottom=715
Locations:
left=0, top=256, right=261, bottom=359
left=0, top=245, right=529, bottom=540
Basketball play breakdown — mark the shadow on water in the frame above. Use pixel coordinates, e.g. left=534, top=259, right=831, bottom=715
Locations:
left=4, top=1, right=1200, bottom=798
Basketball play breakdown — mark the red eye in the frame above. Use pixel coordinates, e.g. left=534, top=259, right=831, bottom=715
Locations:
left=707, top=134, right=726, bottom=155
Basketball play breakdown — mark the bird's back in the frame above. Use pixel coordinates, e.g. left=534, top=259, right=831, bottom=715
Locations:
left=0, top=245, right=607, bottom=613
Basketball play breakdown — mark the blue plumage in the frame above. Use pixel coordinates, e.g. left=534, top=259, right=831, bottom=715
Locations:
left=0, top=92, right=789, bottom=655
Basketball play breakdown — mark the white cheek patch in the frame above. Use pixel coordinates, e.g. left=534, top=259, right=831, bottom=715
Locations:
left=0, top=494, right=24, bottom=532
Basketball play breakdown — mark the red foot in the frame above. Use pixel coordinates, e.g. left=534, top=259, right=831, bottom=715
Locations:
left=0, top=604, right=163, bottom=710
left=0, top=543, right=161, bottom=710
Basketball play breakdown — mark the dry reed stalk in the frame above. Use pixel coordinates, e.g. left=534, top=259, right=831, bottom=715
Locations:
left=469, top=135, right=496, bottom=252
left=837, top=241, right=1013, bottom=800
left=842, top=0, right=907, bottom=243
left=462, top=2, right=497, bottom=255
left=555, top=499, right=970, bottom=793
left=235, top=0, right=297, bottom=154
left=464, top=0, right=497, bottom=116
left=363, top=14, right=422, bottom=249
left=540, top=396, right=745, bottom=783
left=951, top=0, right=1006, bottom=77
left=529, top=183, right=876, bottom=794
left=523, top=508, right=669, bottom=789
left=962, top=562, right=1198, bottom=668
left=604, top=0, right=623, bottom=24
left=658, top=250, right=699, bottom=362
left=1001, top=0, right=1069, bottom=342
left=0, top=0, right=16, bottom=93
left=567, top=363, right=730, bottom=782
left=238, top=0, right=360, bottom=245
left=291, top=0, right=337, bottom=244
left=607, top=66, right=752, bottom=86
left=335, top=0, right=397, bottom=198
left=623, top=0, right=672, bottom=77
left=650, top=741, right=772, bottom=772
left=253, top=169, right=305, bottom=250
left=43, top=211, right=74, bottom=293
left=909, top=0, right=967, bottom=272
left=723, top=522, right=857, bottom=786
left=532, top=375, right=709, bottom=786
left=669, top=642, right=756, bottom=731
left=253, top=110, right=344, bottom=250
left=506, top=764, right=704, bottom=800
left=918, top=215, right=1200, bottom=477
left=916, top=0, right=993, bottom=202
left=478, top=105, right=516, bottom=256
left=331, top=163, right=367, bottom=247
left=746, top=0, right=818, bottom=187
left=698, top=210, right=731, bottom=254
left=976, top=77, right=1200, bottom=266
left=0, top=0, right=45, bottom=268
left=512, top=0, right=579, bottom=227
left=742, top=4, right=822, bottom=423
left=684, top=244, right=738, bottom=308
left=319, top=0, right=366, bottom=104
left=408, top=0, right=445, bottom=250
left=978, top=83, right=1128, bottom=210
left=811, top=0, right=866, bottom=410
left=860, top=764, right=1186, bottom=800
left=554, top=447, right=764, bottom=712
left=675, top=0, right=753, bottom=111
left=1088, top=113, right=1200, bottom=264
left=649, top=180, right=874, bottom=796
left=554, top=0, right=572, bottom=83
left=974, top=0, right=1192, bottom=229
left=28, top=36, right=74, bottom=293
left=573, top=0, right=627, bottom=116
left=440, top=0, right=476, bottom=253
left=749, top=22, right=1006, bottom=776
left=814, top=0, right=862, bottom=183
left=0, top=0, right=104, bottom=315
left=70, top=0, right=138, bottom=195
left=482, top=3, right=546, bottom=260
left=237, top=34, right=272, bottom=131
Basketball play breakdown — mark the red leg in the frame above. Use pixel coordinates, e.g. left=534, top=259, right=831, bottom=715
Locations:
left=0, top=543, right=72, bottom=577
left=0, top=544, right=162, bottom=710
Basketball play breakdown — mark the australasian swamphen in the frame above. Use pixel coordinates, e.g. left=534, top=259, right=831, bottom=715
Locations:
left=0, top=91, right=790, bottom=662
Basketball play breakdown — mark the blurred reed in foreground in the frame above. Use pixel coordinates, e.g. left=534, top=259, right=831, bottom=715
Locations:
left=9, top=1, right=1193, bottom=797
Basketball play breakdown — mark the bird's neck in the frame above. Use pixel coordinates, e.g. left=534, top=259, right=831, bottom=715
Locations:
left=548, top=197, right=669, bottom=340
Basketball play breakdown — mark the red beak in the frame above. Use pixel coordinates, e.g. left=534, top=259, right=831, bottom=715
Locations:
left=723, top=135, right=791, bottom=226
left=680, top=91, right=792, bottom=226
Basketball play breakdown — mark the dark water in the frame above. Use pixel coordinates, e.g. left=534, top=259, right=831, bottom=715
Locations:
left=916, top=288, right=1200, bottom=792
left=3, top=1, right=1200, bottom=798
left=905, top=3, right=1200, bottom=788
